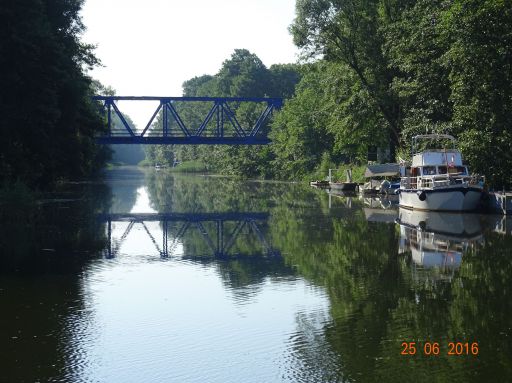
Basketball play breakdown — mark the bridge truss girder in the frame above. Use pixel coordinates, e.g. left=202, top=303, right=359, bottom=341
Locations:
left=93, top=96, right=282, bottom=145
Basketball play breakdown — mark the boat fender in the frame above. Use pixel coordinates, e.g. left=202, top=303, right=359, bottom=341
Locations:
left=417, top=191, right=427, bottom=201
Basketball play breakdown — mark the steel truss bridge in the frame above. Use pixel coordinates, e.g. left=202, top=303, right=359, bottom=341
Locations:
left=98, top=212, right=279, bottom=259
left=93, top=96, right=282, bottom=145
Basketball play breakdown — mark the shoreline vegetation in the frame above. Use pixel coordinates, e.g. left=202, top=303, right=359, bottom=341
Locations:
left=134, top=0, right=512, bottom=189
left=107, top=159, right=367, bottom=184
left=138, top=160, right=209, bottom=174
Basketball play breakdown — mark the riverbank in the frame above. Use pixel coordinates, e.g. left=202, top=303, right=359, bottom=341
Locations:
left=137, top=160, right=209, bottom=173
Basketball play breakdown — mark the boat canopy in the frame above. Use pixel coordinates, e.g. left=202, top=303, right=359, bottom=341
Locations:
left=412, top=134, right=456, bottom=141
left=412, top=134, right=456, bottom=154
left=364, top=163, right=400, bottom=178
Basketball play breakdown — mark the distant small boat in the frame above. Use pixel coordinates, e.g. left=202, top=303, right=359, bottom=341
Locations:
left=310, top=180, right=330, bottom=188
left=329, top=182, right=357, bottom=191
left=326, top=168, right=358, bottom=191
left=329, top=189, right=357, bottom=197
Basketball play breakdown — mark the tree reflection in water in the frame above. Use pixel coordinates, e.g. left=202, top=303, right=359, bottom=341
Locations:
left=272, top=194, right=512, bottom=382
left=1, top=169, right=511, bottom=382
left=143, top=172, right=512, bottom=381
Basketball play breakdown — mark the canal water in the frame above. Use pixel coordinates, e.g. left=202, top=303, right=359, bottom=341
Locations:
left=1, top=167, right=511, bottom=382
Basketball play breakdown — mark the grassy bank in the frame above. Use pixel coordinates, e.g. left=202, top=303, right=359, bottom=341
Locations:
left=308, top=164, right=366, bottom=183
left=170, top=161, right=208, bottom=173
left=138, top=160, right=209, bottom=173
left=138, top=157, right=368, bottom=182
left=137, top=159, right=153, bottom=167
left=105, top=162, right=125, bottom=169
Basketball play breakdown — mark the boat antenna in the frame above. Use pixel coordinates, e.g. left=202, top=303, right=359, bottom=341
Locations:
left=443, top=137, right=448, bottom=173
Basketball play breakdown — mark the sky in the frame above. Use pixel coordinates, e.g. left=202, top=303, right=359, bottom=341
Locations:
left=81, top=0, right=299, bottom=128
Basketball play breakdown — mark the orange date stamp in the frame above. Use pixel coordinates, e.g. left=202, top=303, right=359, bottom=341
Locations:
left=401, top=342, right=479, bottom=356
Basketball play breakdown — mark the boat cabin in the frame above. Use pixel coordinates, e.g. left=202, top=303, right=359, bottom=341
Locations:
left=411, top=134, right=464, bottom=170
left=408, top=164, right=469, bottom=177
left=400, top=134, right=477, bottom=190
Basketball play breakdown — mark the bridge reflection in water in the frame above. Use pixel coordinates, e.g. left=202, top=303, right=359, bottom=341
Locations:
left=98, top=212, right=278, bottom=259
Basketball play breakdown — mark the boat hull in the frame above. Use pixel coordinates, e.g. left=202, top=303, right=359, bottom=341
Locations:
left=310, top=181, right=330, bottom=188
left=329, top=182, right=357, bottom=191
left=397, top=208, right=483, bottom=237
left=399, top=186, right=483, bottom=212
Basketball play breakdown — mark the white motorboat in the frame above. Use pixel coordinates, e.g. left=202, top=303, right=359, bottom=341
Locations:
left=399, top=134, right=484, bottom=211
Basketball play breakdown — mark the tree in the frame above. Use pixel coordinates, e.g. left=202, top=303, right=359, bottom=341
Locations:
left=269, top=64, right=302, bottom=98
left=141, top=49, right=302, bottom=178
left=383, top=0, right=512, bottom=187
left=0, top=0, right=107, bottom=186
left=290, top=0, right=404, bottom=159
left=383, top=0, right=453, bottom=141
left=270, top=60, right=388, bottom=179
left=443, top=0, right=512, bottom=187
left=216, top=49, right=271, bottom=97
left=270, top=63, right=334, bottom=179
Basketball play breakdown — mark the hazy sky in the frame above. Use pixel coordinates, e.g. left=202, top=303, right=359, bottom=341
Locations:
left=81, top=0, right=299, bottom=127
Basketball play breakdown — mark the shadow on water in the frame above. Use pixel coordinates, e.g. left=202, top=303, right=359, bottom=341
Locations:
left=0, top=179, right=112, bottom=382
left=1, top=168, right=511, bottom=382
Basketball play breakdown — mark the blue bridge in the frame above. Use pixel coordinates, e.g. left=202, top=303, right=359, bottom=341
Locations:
left=94, top=96, right=282, bottom=145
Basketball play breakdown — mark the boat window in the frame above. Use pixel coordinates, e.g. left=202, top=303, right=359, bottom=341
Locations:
left=422, top=166, right=436, bottom=175
left=455, top=166, right=466, bottom=174
left=438, top=166, right=447, bottom=174
left=447, top=166, right=467, bottom=174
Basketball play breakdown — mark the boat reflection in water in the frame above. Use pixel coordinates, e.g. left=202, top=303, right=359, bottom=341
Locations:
left=397, top=208, right=484, bottom=277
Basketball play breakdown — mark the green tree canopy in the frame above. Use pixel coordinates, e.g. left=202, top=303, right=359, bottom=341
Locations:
left=0, top=0, right=107, bottom=186
left=143, top=49, right=302, bottom=177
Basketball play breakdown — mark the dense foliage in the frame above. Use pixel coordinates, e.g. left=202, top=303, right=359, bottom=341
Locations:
left=384, top=0, right=512, bottom=186
left=283, top=0, right=512, bottom=186
left=0, top=0, right=107, bottom=186
left=144, top=49, right=302, bottom=178
left=147, top=1, right=511, bottom=187
left=2, top=0, right=509, bottom=187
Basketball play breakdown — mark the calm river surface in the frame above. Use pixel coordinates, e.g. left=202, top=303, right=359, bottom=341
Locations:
left=1, top=167, right=511, bottom=382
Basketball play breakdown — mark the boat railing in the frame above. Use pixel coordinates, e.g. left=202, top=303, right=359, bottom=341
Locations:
left=400, top=174, right=484, bottom=190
